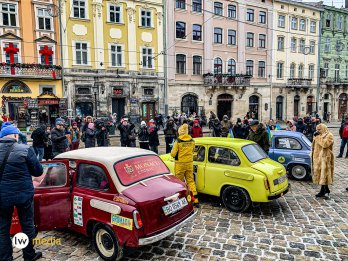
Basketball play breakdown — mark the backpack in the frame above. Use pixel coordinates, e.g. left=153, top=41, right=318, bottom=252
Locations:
left=343, top=125, right=348, bottom=138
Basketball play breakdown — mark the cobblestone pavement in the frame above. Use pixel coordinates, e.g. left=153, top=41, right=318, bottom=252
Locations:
left=13, top=128, right=348, bottom=261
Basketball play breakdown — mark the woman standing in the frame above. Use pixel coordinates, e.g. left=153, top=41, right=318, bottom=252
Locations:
left=85, top=122, right=96, bottom=148
left=312, top=123, right=334, bottom=197
left=44, top=126, right=53, bottom=161
left=69, top=122, right=81, bottom=150
left=138, top=121, right=149, bottom=150
left=148, top=119, right=159, bottom=153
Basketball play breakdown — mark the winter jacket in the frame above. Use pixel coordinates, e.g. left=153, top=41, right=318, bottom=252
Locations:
left=95, top=128, right=109, bottom=147
left=0, top=138, right=43, bottom=207
left=296, top=121, right=306, bottom=134
left=247, top=124, right=270, bottom=153
left=211, top=119, right=222, bottom=137
left=164, top=121, right=177, bottom=139
left=118, top=123, right=135, bottom=143
left=233, top=124, right=247, bottom=139
left=221, top=120, right=233, bottom=137
left=85, top=128, right=96, bottom=148
left=191, top=126, right=203, bottom=138
left=68, top=127, right=81, bottom=143
left=148, top=126, right=160, bottom=146
left=170, top=134, right=195, bottom=163
left=138, top=126, right=149, bottom=142
left=339, top=123, right=348, bottom=139
left=31, top=127, right=47, bottom=148
left=51, top=128, right=67, bottom=154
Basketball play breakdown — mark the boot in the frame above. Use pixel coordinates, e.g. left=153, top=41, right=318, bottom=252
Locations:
left=325, top=185, right=330, bottom=196
left=193, top=195, right=200, bottom=208
left=315, top=185, right=326, bottom=198
left=337, top=154, right=343, bottom=158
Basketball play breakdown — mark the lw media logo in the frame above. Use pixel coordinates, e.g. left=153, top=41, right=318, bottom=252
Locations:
left=12, top=233, right=29, bottom=249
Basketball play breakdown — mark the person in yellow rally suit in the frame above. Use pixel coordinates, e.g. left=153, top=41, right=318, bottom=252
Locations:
left=170, top=123, right=199, bottom=208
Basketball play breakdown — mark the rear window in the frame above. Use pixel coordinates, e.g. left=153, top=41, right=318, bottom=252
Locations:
left=242, top=144, right=268, bottom=163
left=114, top=155, right=170, bottom=186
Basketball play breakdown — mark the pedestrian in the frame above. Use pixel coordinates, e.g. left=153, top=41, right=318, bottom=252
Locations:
left=84, top=122, right=96, bottom=148
left=148, top=119, right=160, bottom=153
left=25, top=112, right=31, bottom=134
left=296, top=118, right=306, bottom=134
left=311, top=123, right=334, bottom=197
left=31, top=125, right=47, bottom=161
left=128, top=127, right=137, bottom=148
left=117, top=118, right=135, bottom=147
left=95, top=120, right=109, bottom=147
left=286, top=120, right=297, bottom=131
left=51, top=119, right=69, bottom=157
left=74, top=115, right=83, bottom=129
left=337, top=116, right=348, bottom=158
left=138, top=121, right=150, bottom=150
left=233, top=118, right=247, bottom=139
left=164, top=117, right=177, bottom=153
left=82, top=115, right=93, bottom=133
left=191, top=119, right=203, bottom=138
left=221, top=115, right=233, bottom=137
left=44, top=126, right=53, bottom=161
left=112, top=113, right=117, bottom=126
left=211, top=116, right=222, bottom=137
left=69, top=122, right=81, bottom=150
left=155, top=113, right=164, bottom=129
left=0, top=123, right=43, bottom=261
left=327, top=112, right=331, bottom=123
left=170, top=123, right=199, bottom=207
left=247, top=120, right=270, bottom=153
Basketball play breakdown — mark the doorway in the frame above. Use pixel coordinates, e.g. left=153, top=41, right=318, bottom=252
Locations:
left=338, top=93, right=347, bottom=119
left=307, top=96, right=315, bottom=115
left=276, top=96, right=284, bottom=120
left=248, top=95, right=259, bottom=119
left=294, top=95, right=300, bottom=117
left=181, top=94, right=198, bottom=115
left=8, top=101, right=23, bottom=122
left=75, top=102, right=93, bottom=118
left=142, top=102, right=156, bottom=122
left=217, top=94, right=233, bottom=120
left=111, top=98, right=125, bottom=119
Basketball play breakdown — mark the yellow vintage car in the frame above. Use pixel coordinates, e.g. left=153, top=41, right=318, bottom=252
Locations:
left=160, top=137, right=289, bottom=212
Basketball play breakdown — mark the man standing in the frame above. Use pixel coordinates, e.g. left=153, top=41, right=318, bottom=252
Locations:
left=31, top=125, right=47, bottom=161
left=117, top=118, right=135, bottom=147
left=338, top=116, right=348, bottom=158
left=163, top=117, right=177, bottom=153
left=171, top=124, right=199, bottom=208
left=0, top=123, right=43, bottom=261
left=221, top=115, right=233, bottom=137
left=51, top=119, right=69, bottom=157
left=247, top=120, right=270, bottom=153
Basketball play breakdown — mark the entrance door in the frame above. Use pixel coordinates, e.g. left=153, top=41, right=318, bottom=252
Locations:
left=217, top=94, right=233, bottom=120
left=249, top=95, right=259, bottom=120
left=112, top=98, right=125, bottom=119
left=8, top=101, right=23, bottom=122
left=323, top=102, right=329, bottom=121
left=276, top=96, right=284, bottom=120
left=294, top=95, right=300, bottom=117
left=338, top=93, right=348, bottom=119
left=75, top=102, right=93, bottom=118
left=181, top=94, right=198, bottom=115
left=142, top=102, right=155, bottom=122
left=307, top=96, right=315, bottom=115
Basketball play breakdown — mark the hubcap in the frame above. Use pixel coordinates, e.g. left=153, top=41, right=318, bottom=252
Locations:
left=292, top=165, right=307, bottom=179
left=225, top=190, right=243, bottom=208
left=96, top=229, right=115, bottom=258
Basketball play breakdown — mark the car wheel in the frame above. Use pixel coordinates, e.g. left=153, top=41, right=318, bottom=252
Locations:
left=222, top=186, right=251, bottom=213
left=289, top=164, right=310, bottom=181
left=92, top=223, right=123, bottom=261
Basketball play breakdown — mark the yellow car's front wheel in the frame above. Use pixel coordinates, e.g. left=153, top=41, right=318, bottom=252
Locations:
left=222, top=186, right=251, bottom=213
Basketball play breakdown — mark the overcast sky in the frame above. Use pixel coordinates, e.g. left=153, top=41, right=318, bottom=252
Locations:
left=305, top=0, right=345, bottom=8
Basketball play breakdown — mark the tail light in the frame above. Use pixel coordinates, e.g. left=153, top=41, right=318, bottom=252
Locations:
left=264, top=178, right=270, bottom=190
left=133, top=210, right=143, bottom=229
left=190, top=190, right=195, bottom=204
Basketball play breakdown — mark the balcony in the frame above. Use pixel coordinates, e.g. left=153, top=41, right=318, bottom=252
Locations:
left=0, top=64, right=62, bottom=80
left=203, top=74, right=251, bottom=87
left=286, top=78, right=312, bottom=87
left=322, top=77, right=348, bottom=85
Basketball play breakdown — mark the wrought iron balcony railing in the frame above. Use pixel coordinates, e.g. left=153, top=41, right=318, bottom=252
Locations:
left=286, top=78, right=312, bottom=87
left=0, top=64, right=62, bottom=79
left=203, top=74, right=251, bottom=87
left=323, top=77, right=348, bottom=84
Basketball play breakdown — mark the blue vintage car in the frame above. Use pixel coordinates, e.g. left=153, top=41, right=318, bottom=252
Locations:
left=269, top=131, right=312, bottom=181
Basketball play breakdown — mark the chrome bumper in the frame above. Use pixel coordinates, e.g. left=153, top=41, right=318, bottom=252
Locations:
left=138, top=211, right=196, bottom=246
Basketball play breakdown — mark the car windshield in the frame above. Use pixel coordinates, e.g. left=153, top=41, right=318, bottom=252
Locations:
left=302, top=135, right=312, bottom=148
left=114, top=155, right=170, bottom=186
left=242, top=144, right=268, bottom=163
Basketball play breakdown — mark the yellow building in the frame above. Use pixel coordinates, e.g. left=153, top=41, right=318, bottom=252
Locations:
left=61, top=0, right=164, bottom=120
left=0, top=0, right=63, bottom=128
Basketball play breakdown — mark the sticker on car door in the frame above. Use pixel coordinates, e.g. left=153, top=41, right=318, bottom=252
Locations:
left=73, top=196, right=83, bottom=226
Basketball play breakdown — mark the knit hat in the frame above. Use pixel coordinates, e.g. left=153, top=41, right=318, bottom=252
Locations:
left=1, top=122, right=12, bottom=130
left=72, top=122, right=77, bottom=126
left=0, top=124, right=19, bottom=138
left=249, top=120, right=259, bottom=127
left=141, top=121, right=146, bottom=126
left=178, top=123, right=189, bottom=136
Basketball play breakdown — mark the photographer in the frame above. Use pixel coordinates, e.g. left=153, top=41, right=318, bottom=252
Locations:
left=117, top=118, right=135, bottom=147
left=95, top=119, right=109, bottom=147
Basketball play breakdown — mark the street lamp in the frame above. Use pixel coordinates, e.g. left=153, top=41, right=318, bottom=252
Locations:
left=92, top=84, right=98, bottom=118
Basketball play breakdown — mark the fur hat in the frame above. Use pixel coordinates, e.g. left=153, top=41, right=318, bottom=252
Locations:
left=178, top=124, right=189, bottom=136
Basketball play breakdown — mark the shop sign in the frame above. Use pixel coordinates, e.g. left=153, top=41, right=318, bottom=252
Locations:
left=27, top=99, right=38, bottom=109
left=38, top=99, right=59, bottom=105
left=113, top=88, right=123, bottom=96
left=130, top=98, right=137, bottom=104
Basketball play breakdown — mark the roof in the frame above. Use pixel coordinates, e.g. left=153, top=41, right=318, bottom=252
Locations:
left=271, top=131, right=304, bottom=138
left=194, top=137, right=254, bottom=147
left=55, top=147, right=156, bottom=163
left=276, top=0, right=323, bottom=11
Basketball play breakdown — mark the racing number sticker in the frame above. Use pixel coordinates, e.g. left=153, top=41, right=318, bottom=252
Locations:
left=111, top=215, right=133, bottom=230
left=278, top=156, right=285, bottom=163
left=73, top=196, right=83, bottom=226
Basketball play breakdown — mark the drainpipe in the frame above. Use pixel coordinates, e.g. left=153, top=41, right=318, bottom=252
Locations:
left=58, top=0, right=65, bottom=97
left=163, top=0, right=168, bottom=116
left=316, top=10, right=323, bottom=114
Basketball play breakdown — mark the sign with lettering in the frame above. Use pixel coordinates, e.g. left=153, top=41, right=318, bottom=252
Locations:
left=27, top=99, right=38, bottom=109
left=8, top=85, right=25, bottom=93
left=59, top=98, right=67, bottom=116
left=113, top=88, right=123, bottom=95
left=38, top=99, right=59, bottom=105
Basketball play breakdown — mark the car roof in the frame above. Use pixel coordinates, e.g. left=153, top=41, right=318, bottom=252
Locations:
left=194, top=137, right=254, bottom=147
left=271, top=131, right=304, bottom=138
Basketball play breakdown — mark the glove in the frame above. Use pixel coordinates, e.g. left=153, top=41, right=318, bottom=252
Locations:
left=313, top=131, right=319, bottom=137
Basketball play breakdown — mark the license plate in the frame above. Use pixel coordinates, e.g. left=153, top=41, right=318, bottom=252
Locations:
left=162, top=198, right=188, bottom=216
left=274, top=175, right=287, bottom=185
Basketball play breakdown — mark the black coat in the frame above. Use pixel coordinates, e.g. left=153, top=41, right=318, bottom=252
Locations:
left=138, top=126, right=149, bottom=142
left=85, top=128, right=96, bottom=148
left=233, top=124, right=247, bottom=139
left=31, top=127, right=47, bottom=148
left=148, top=127, right=160, bottom=146
left=95, top=128, right=108, bottom=147
left=51, top=128, right=67, bottom=153
left=0, top=138, right=43, bottom=207
left=118, top=123, right=135, bottom=143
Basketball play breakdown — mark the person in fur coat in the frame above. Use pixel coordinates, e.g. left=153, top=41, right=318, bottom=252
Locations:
left=311, top=123, right=334, bottom=197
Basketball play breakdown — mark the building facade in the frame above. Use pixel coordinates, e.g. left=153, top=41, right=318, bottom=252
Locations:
left=0, top=0, right=62, bottom=128
left=61, top=0, right=164, bottom=122
left=319, top=5, right=348, bottom=121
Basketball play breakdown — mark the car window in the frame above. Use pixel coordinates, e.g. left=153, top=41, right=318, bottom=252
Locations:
left=242, top=144, right=268, bottom=163
left=208, top=146, right=240, bottom=166
left=33, top=162, right=67, bottom=188
left=275, top=137, right=302, bottom=150
left=77, top=164, right=110, bottom=190
left=302, top=135, right=312, bottom=148
left=194, top=145, right=206, bottom=162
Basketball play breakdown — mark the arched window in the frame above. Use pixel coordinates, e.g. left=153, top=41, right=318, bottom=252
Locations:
left=307, top=96, right=315, bottom=114
left=214, top=57, right=223, bottom=74
left=248, top=95, right=259, bottom=119
left=290, top=63, right=296, bottom=78
left=181, top=94, right=198, bottom=115
left=227, top=59, right=236, bottom=75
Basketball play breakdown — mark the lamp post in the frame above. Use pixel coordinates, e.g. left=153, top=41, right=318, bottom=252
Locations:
left=92, top=84, right=98, bottom=118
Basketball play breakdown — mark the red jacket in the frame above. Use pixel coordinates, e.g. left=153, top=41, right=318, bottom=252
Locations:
left=191, top=126, right=203, bottom=138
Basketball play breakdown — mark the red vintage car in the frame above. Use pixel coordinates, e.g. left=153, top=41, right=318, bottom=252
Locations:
left=10, top=147, right=196, bottom=260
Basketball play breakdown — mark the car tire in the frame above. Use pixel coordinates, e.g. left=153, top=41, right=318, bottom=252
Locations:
left=92, top=223, right=123, bottom=261
left=222, top=186, right=251, bottom=213
left=289, top=164, right=310, bottom=181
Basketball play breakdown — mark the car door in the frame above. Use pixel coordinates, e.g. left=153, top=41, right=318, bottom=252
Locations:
left=272, top=137, right=303, bottom=165
left=193, top=145, right=206, bottom=191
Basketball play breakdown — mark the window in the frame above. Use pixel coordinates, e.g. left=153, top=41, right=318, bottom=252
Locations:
left=310, top=21, right=316, bottom=33
left=194, top=146, right=206, bottom=162
left=176, top=54, right=186, bottom=74
left=37, top=8, right=52, bottom=30
left=77, top=87, right=91, bottom=94
left=246, top=9, right=254, bottom=22
left=73, top=0, right=86, bottom=19
left=110, top=45, right=122, bottom=67
left=308, top=64, right=314, bottom=80
left=228, top=30, right=236, bottom=45
left=214, top=28, right=223, bottom=44
left=214, top=58, right=223, bottom=74
left=42, top=87, right=53, bottom=94
left=291, top=38, right=297, bottom=52
left=192, top=24, right=202, bottom=41
left=277, top=62, right=283, bottom=79
left=326, top=13, right=331, bottom=27
left=278, top=15, right=285, bottom=28
left=242, top=144, right=267, bottom=163
left=109, top=5, right=121, bottom=23
left=228, top=59, right=236, bottom=75
left=75, top=42, right=88, bottom=65
left=192, top=0, right=202, bottom=12
left=176, top=0, right=186, bottom=9
left=1, top=3, right=17, bottom=26
left=325, top=37, right=331, bottom=52
left=299, top=39, right=305, bottom=53
left=309, top=40, right=315, bottom=54
left=142, top=48, right=153, bottom=69
left=246, top=32, right=254, bottom=47
left=141, top=10, right=151, bottom=27
left=290, top=63, right=296, bottom=78
left=228, top=5, right=236, bottom=19
left=208, top=147, right=240, bottom=166
left=277, top=36, right=284, bottom=51
left=144, top=88, right=154, bottom=96
left=77, top=164, right=109, bottom=190
left=176, top=21, right=186, bottom=39
left=259, top=11, right=266, bottom=24
left=193, top=56, right=202, bottom=75
left=258, top=61, right=265, bottom=78
left=246, top=60, right=254, bottom=76
left=324, top=63, right=329, bottom=78
left=214, top=2, right=223, bottom=16
left=291, top=17, right=297, bottom=30
left=39, top=46, right=53, bottom=65
left=336, top=40, right=343, bottom=52
left=298, top=64, right=304, bottom=78
left=275, top=137, right=302, bottom=150
left=34, top=163, right=67, bottom=188
left=299, top=19, right=306, bottom=31
left=335, top=64, right=340, bottom=80
left=259, top=34, right=266, bottom=48
left=337, top=15, right=343, bottom=30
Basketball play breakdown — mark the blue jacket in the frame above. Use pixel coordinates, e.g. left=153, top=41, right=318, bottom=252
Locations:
left=0, top=138, right=43, bottom=207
